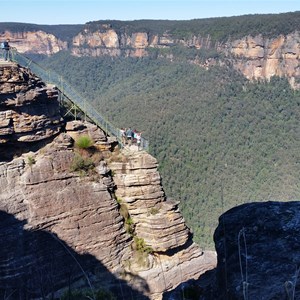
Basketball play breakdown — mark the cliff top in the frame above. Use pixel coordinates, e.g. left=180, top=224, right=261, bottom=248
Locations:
left=0, top=62, right=216, bottom=299
left=2, top=11, right=300, bottom=42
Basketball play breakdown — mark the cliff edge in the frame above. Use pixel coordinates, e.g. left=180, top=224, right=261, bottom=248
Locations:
left=2, top=23, right=300, bottom=88
left=0, top=63, right=216, bottom=299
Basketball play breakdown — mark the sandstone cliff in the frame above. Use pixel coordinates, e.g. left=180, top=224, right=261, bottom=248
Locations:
left=3, top=23, right=300, bottom=87
left=227, top=32, right=300, bottom=88
left=0, top=63, right=216, bottom=299
left=0, top=30, right=67, bottom=55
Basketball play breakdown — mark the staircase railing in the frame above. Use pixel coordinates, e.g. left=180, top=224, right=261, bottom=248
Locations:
left=9, top=49, right=149, bottom=151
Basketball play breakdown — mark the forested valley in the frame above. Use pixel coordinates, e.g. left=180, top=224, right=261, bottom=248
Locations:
left=39, top=52, right=300, bottom=248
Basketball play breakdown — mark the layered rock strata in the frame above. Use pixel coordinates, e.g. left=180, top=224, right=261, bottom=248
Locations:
left=3, top=26, right=300, bottom=87
left=109, top=149, right=216, bottom=299
left=0, top=62, right=135, bottom=297
left=0, top=64, right=216, bottom=299
left=0, top=30, right=67, bottom=55
left=0, top=63, right=63, bottom=150
left=228, top=32, right=300, bottom=88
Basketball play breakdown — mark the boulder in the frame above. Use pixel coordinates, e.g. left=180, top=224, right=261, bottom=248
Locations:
left=213, top=201, right=300, bottom=299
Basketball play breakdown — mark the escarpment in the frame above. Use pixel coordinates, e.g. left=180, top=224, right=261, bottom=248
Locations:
left=0, top=30, right=67, bottom=55
left=0, top=63, right=216, bottom=299
left=227, top=32, right=300, bottom=88
left=69, top=25, right=300, bottom=87
left=3, top=19, right=300, bottom=87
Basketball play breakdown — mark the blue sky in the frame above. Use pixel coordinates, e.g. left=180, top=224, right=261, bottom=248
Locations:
left=1, top=0, right=300, bottom=25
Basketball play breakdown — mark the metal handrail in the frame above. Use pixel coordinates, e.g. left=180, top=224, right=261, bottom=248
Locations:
left=9, top=49, right=149, bottom=151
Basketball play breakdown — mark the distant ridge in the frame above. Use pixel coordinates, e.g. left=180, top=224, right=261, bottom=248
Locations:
left=1, top=11, right=300, bottom=41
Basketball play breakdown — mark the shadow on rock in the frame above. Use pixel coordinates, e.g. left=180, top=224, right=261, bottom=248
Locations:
left=0, top=210, right=149, bottom=299
left=162, top=269, right=216, bottom=300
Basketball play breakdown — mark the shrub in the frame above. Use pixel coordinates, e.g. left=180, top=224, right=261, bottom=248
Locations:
left=131, top=236, right=153, bottom=268
left=75, top=135, right=94, bottom=149
left=116, top=197, right=122, bottom=204
left=70, top=153, right=94, bottom=173
left=27, top=156, right=36, bottom=166
left=119, top=202, right=129, bottom=219
left=148, top=207, right=160, bottom=215
left=124, top=214, right=134, bottom=235
left=61, top=288, right=116, bottom=300
left=118, top=202, right=135, bottom=235
left=133, top=236, right=153, bottom=254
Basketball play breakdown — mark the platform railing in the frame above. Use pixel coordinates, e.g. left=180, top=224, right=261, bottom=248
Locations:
left=10, top=49, right=149, bottom=151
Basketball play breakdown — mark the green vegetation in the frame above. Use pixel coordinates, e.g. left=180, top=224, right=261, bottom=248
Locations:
left=61, top=288, right=116, bottom=300
left=75, top=135, right=94, bottom=149
left=86, top=11, right=300, bottom=41
left=132, top=236, right=153, bottom=255
left=130, top=236, right=153, bottom=268
left=118, top=201, right=135, bottom=235
left=41, top=48, right=300, bottom=249
left=70, top=153, right=94, bottom=174
left=148, top=207, right=160, bottom=215
left=27, top=156, right=36, bottom=166
left=0, top=22, right=83, bottom=43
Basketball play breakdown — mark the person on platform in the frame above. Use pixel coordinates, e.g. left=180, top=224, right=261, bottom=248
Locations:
left=2, top=39, right=10, bottom=61
left=126, top=127, right=133, bottom=145
left=120, top=128, right=126, bottom=145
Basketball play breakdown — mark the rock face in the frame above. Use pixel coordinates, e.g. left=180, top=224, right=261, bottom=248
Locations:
left=0, top=63, right=63, bottom=154
left=3, top=25, right=300, bottom=87
left=0, top=63, right=216, bottom=299
left=228, top=32, right=300, bottom=88
left=109, top=149, right=216, bottom=298
left=212, top=201, right=300, bottom=300
left=0, top=30, right=67, bottom=55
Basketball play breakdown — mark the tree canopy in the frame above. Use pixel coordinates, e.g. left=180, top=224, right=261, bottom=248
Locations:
left=41, top=52, right=300, bottom=248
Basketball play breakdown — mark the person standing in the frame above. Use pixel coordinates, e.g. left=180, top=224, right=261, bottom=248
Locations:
left=136, top=132, right=142, bottom=150
left=2, top=39, right=10, bottom=61
left=120, top=128, right=126, bottom=145
left=126, top=127, right=133, bottom=145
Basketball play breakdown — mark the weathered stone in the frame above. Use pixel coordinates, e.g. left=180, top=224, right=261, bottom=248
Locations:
left=0, top=64, right=217, bottom=300
left=229, top=32, right=300, bottom=87
left=0, top=64, right=63, bottom=146
left=0, top=30, right=67, bottom=55
left=96, top=160, right=110, bottom=175
left=212, top=201, right=300, bottom=300
left=3, top=26, right=300, bottom=88
left=109, top=149, right=216, bottom=297
left=66, top=120, right=108, bottom=145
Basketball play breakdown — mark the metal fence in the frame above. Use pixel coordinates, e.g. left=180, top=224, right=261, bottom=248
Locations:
left=0, top=47, right=15, bottom=61
left=9, top=49, right=149, bottom=151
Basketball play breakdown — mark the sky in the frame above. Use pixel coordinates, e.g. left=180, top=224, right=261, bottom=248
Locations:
left=1, top=0, right=300, bottom=25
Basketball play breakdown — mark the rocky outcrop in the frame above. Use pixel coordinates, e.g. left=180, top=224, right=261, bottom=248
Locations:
left=0, top=63, right=63, bottom=159
left=0, top=62, right=134, bottom=296
left=0, top=116, right=153, bottom=297
left=70, top=28, right=211, bottom=58
left=227, top=32, right=300, bottom=88
left=0, top=63, right=216, bottom=299
left=0, top=134, right=134, bottom=298
left=2, top=24, right=300, bottom=87
left=70, top=27, right=300, bottom=87
left=109, top=148, right=216, bottom=298
left=0, top=30, right=67, bottom=55
left=212, top=201, right=300, bottom=300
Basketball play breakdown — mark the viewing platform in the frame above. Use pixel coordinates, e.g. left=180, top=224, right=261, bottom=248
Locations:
left=1, top=49, right=149, bottom=150
left=0, top=58, right=16, bottom=67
